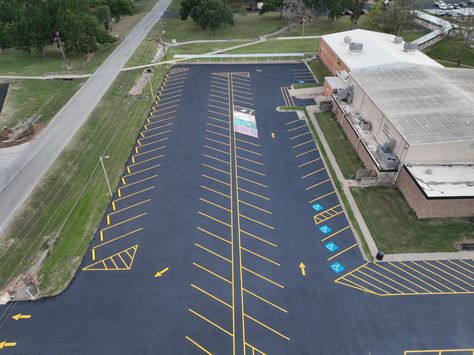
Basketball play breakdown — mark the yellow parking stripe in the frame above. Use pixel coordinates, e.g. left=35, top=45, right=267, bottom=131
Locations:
left=424, top=261, right=471, bottom=290
left=118, top=175, right=157, bottom=197
left=237, top=155, right=264, bottom=166
left=107, top=199, right=151, bottom=225
left=241, top=247, right=279, bottom=266
left=100, top=213, right=147, bottom=241
left=111, top=186, right=155, bottom=210
left=128, top=155, right=163, bottom=169
left=133, top=145, right=166, bottom=158
left=448, top=260, right=474, bottom=277
left=299, top=158, right=322, bottom=168
left=409, top=262, right=457, bottom=292
left=206, top=129, right=229, bottom=139
left=285, top=118, right=301, bottom=126
left=193, top=262, right=232, bottom=285
left=327, top=243, right=357, bottom=261
left=238, top=176, right=267, bottom=188
left=241, top=229, right=277, bottom=248
left=197, top=226, right=231, bottom=245
left=351, top=272, right=390, bottom=295
left=199, top=198, right=231, bottom=213
left=295, top=148, right=318, bottom=158
left=309, top=190, right=336, bottom=204
left=237, top=146, right=262, bottom=156
left=201, top=185, right=230, bottom=198
left=287, top=124, right=307, bottom=133
left=239, top=188, right=269, bottom=200
left=374, top=263, right=431, bottom=293
left=292, top=139, right=313, bottom=149
left=236, top=137, right=260, bottom=147
left=201, top=174, right=230, bottom=187
left=198, top=211, right=231, bottom=227
left=366, top=265, right=417, bottom=293
left=206, top=136, right=230, bottom=147
left=242, top=266, right=284, bottom=288
left=191, top=283, right=233, bottom=309
left=243, top=288, right=287, bottom=313
left=208, top=110, right=228, bottom=117
left=204, top=154, right=230, bottom=165
left=302, top=167, right=325, bottom=179
left=185, top=336, right=213, bottom=355
left=244, top=313, right=289, bottom=341
left=204, top=144, right=230, bottom=155
left=289, top=131, right=311, bottom=140
left=195, top=243, right=232, bottom=263
left=238, top=165, right=265, bottom=177
left=188, top=308, right=233, bottom=337
left=93, top=228, right=142, bottom=251
left=395, top=262, right=443, bottom=293
left=239, top=200, right=271, bottom=215
left=240, top=214, right=274, bottom=230
left=305, top=178, right=329, bottom=191
left=321, top=226, right=350, bottom=242
left=202, top=163, right=230, bottom=175
left=206, top=122, right=229, bottom=131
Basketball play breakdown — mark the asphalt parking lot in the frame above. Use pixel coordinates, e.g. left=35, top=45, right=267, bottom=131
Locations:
left=0, top=63, right=473, bottom=354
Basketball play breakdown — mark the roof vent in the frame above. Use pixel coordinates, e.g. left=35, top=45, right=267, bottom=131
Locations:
left=349, top=42, right=363, bottom=53
left=394, top=36, right=403, bottom=44
left=344, top=36, right=351, bottom=44
left=425, top=169, right=433, bottom=175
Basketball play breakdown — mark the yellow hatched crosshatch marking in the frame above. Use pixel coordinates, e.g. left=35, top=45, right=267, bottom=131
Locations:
left=313, top=204, right=343, bottom=224
left=83, top=245, right=138, bottom=271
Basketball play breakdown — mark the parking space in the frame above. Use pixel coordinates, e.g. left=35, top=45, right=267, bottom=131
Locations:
left=1, top=64, right=474, bottom=355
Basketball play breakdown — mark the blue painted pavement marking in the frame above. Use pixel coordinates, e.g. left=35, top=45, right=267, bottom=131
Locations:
left=319, top=225, right=332, bottom=234
left=330, top=262, right=345, bottom=274
left=312, top=203, right=324, bottom=212
left=299, top=80, right=305, bottom=84
left=324, top=242, right=339, bottom=252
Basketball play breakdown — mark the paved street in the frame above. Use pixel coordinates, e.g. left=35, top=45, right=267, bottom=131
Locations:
left=0, top=0, right=172, bottom=235
left=0, top=64, right=473, bottom=354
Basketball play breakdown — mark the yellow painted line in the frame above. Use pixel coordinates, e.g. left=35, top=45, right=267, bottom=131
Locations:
left=287, top=124, right=307, bottom=133
left=336, top=277, right=378, bottom=295
left=350, top=272, right=390, bottom=295
left=295, top=148, right=318, bottom=158
left=244, top=313, right=289, bottom=341
left=188, top=308, right=233, bottom=337
left=156, top=94, right=181, bottom=102
left=146, top=117, right=173, bottom=127
left=205, top=136, right=230, bottom=147
left=128, top=155, right=163, bottom=170
left=138, top=130, right=171, bottom=143
left=448, top=260, right=474, bottom=277
left=211, top=76, right=228, bottom=83
left=302, top=167, right=325, bottom=179
left=193, top=262, right=232, bottom=285
left=235, top=137, right=260, bottom=147
left=436, top=260, right=474, bottom=282
left=327, top=243, right=357, bottom=261
left=423, top=261, right=471, bottom=290
left=309, top=190, right=336, bottom=204
left=241, top=247, right=279, bottom=266
left=238, top=188, right=269, bottom=200
left=111, top=186, right=155, bottom=210
left=243, top=288, right=287, bottom=313
left=201, top=174, right=230, bottom=187
left=208, top=116, right=228, bottom=124
left=241, top=229, right=277, bottom=248
left=239, top=214, right=274, bottom=230
left=150, top=109, right=177, bottom=117
left=135, top=136, right=168, bottom=151
left=195, top=243, right=232, bottom=263
left=191, top=283, right=233, bottom=309
left=305, top=178, right=329, bottom=191
left=100, top=213, right=147, bottom=241
left=202, top=163, right=230, bottom=176
left=374, top=263, right=430, bottom=293
left=133, top=146, right=166, bottom=159
left=185, top=336, right=213, bottom=355
left=237, top=155, right=264, bottom=166
left=118, top=175, right=157, bottom=197
left=94, top=228, right=142, bottom=251
left=208, top=103, right=228, bottom=111
left=385, top=262, right=432, bottom=293
left=335, top=263, right=368, bottom=282
left=239, top=200, right=271, bottom=215
left=206, top=129, right=229, bottom=139
left=395, top=262, right=443, bottom=293
left=142, top=123, right=173, bottom=134
left=292, top=139, right=313, bottom=149
left=204, top=154, right=230, bottom=165
left=197, top=226, right=231, bottom=245
left=199, top=198, right=231, bottom=213
left=366, top=265, right=417, bottom=293
left=198, top=211, right=231, bottom=227
left=236, top=146, right=262, bottom=156
left=242, top=266, right=284, bottom=288
left=409, top=261, right=457, bottom=292
left=123, top=164, right=160, bottom=181
left=160, top=89, right=182, bottom=96
left=285, top=118, right=301, bottom=126
left=154, top=99, right=180, bottom=107
left=107, top=200, right=151, bottom=225
left=233, top=93, right=253, bottom=101
left=238, top=165, right=265, bottom=177
left=154, top=104, right=178, bottom=112
left=238, top=176, right=267, bottom=188
left=299, top=157, right=322, bottom=168
left=234, top=99, right=254, bottom=107
left=315, top=210, right=343, bottom=225
left=321, top=226, right=350, bottom=242
left=209, top=98, right=229, bottom=105
left=210, top=84, right=229, bottom=91
left=289, top=131, right=311, bottom=140
left=204, top=144, right=230, bottom=155
left=356, top=268, right=407, bottom=294
left=206, top=122, right=229, bottom=131
left=458, top=259, right=474, bottom=271
left=209, top=93, right=228, bottom=100
left=201, top=185, right=230, bottom=199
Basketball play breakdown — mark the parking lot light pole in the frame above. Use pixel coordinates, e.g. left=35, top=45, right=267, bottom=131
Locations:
left=99, top=155, right=112, bottom=197
left=147, top=72, right=154, bottom=99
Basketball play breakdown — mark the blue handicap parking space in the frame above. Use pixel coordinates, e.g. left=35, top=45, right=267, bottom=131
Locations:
left=299, top=80, right=305, bottom=84
left=330, top=262, right=345, bottom=274
left=312, top=203, right=324, bottom=211
left=319, top=225, right=332, bottom=234
left=324, top=241, right=339, bottom=252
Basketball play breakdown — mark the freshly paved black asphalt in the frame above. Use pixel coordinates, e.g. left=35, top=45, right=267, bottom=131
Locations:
left=0, top=64, right=473, bottom=355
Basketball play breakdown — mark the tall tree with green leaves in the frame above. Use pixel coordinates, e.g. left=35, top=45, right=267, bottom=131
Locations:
left=258, top=0, right=284, bottom=19
left=181, top=0, right=234, bottom=34
left=326, top=0, right=349, bottom=21
left=349, top=0, right=367, bottom=25
left=365, top=0, right=416, bottom=35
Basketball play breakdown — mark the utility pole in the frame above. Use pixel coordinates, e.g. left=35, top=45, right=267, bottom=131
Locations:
left=55, top=31, right=70, bottom=70
left=99, top=155, right=112, bottom=197
left=148, top=73, right=154, bottom=99
left=302, top=17, right=305, bottom=38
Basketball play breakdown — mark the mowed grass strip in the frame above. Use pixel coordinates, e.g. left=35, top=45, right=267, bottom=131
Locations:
left=0, top=67, right=167, bottom=296
left=351, top=187, right=474, bottom=253
left=314, top=112, right=364, bottom=179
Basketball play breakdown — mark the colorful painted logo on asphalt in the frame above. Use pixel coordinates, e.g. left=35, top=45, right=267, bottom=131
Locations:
left=233, top=111, right=258, bottom=138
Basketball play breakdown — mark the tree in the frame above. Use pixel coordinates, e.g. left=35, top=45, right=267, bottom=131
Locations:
left=449, top=9, right=474, bottom=66
left=284, top=0, right=305, bottom=30
left=326, top=0, right=348, bottom=21
left=348, top=0, right=367, bottom=25
left=107, top=0, right=134, bottom=21
left=94, top=4, right=112, bottom=30
left=259, top=0, right=284, bottom=19
left=181, top=0, right=234, bottom=34
left=365, top=0, right=416, bottom=36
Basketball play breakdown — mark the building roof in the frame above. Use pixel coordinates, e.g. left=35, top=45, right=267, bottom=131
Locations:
left=406, top=164, right=474, bottom=198
left=321, top=29, right=443, bottom=71
left=349, top=65, right=474, bottom=145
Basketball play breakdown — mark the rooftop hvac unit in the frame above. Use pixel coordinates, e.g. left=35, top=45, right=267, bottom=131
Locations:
left=349, top=42, right=363, bottom=53
left=336, top=84, right=354, bottom=104
left=394, top=36, right=403, bottom=44
left=344, top=36, right=351, bottom=44
left=376, top=138, right=398, bottom=170
left=403, top=41, right=419, bottom=52
left=359, top=118, right=371, bottom=131
left=346, top=84, right=354, bottom=104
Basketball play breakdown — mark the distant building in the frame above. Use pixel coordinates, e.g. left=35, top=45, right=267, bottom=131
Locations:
left=319, top=30, right=474, bottom=218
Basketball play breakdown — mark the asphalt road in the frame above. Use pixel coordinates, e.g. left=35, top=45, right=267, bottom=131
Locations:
left=0, top=64, right=473, bottom=354
left=0, top=0, right=172, bottom=235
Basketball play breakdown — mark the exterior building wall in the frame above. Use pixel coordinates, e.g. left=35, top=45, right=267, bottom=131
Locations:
left=396, top=166, right=474, bottom=218
left=320, top=38, right=350, bottom=75
left=406, top=140, right=474, bottom=164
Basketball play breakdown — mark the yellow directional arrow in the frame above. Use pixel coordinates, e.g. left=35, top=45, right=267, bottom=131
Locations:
left=271, top=132, right=276, bottom=139
left=154, top=267, right=169, bottom=278
left=299, top=262, right=306, bottom=276
left=0, top=341, right=17, bottom=349
left=11, top=314, right=31, bottom=321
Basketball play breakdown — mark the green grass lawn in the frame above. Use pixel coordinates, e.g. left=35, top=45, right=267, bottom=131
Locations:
left=314, top=111, right=364, bottom=179
left=424, top=37, right=474, bottom=67
left=351, top=187, right=474, bottom=253
left=307, top=58, right=331, bottom=84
